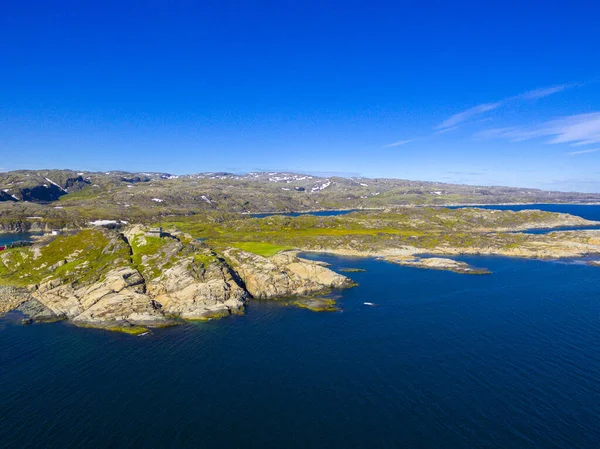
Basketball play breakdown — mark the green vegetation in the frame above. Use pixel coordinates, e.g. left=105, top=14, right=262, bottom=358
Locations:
left=0, top=229, right=130, bottom=287
left=193, top=252, right=218, bottom=268
left=229, top=242, right=292, bottom=257
left=105, top=325, right=149, bottom=335
left=130, top=235, right=168, bottom=267
left=292, top=297, right=339, bottom=312
left=159, top=208, right=562, bottom=256
left=3, top=169, right=599, bottom=235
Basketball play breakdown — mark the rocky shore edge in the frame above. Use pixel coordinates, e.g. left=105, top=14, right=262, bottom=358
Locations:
left=0, top=227, right=355, bottom=334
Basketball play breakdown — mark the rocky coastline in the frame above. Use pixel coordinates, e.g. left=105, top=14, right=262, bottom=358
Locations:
left=2, top=210, right=600, bottom=334
left=0, top=226, right=354, bottom=334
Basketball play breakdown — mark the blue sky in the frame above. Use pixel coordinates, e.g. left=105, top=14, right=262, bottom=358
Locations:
left=1, top=1, right=600, bottom=192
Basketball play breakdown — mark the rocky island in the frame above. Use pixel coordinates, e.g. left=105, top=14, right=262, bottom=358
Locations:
left=1, top=169, right=600, bottom=333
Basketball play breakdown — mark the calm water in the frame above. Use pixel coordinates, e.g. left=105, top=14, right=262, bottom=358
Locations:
left=0, top=232, right=40, bottom=246
left=2, top=207, right=600, bottom=448
left=250, top=209, right=359, bottom=218
left=448, top=204, right=600, bottom=233
left=250, top=205, right=600, bottom=233
left=448, top=203, right=600, bottom=220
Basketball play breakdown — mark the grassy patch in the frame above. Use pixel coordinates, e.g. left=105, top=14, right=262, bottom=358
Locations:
left=293, top=298, right=339, bottom=312
left=193, top=252, right=218, bottom=267
left=0, top=229, right=130, bottom=287
left=230, top=241, right=293, bottom=257
left=106, top=325, right=149, bottom=335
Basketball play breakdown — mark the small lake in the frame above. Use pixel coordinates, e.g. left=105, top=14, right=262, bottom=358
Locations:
left=0, top=232, right=42, bottom=247
left=250, top=209, right=359, bottom=218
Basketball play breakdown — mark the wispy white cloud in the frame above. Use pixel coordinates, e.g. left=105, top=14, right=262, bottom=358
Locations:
left=567, top=147, right=600, bottom=156
left=518, top=84, right=572, bottom=100
left=475, top=112, right=600, bottom=146
left=382, top=138, right=416, bottom=148
left=438, top=82, right=575, bottom=129
left=438, top=102, right=502, bottom=129
left=385, top=81, right=584, bottom=150
left=433, top=125, right=460, bottom=135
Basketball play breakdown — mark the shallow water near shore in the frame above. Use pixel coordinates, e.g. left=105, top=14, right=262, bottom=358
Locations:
left=2, top=251, right=600, bottom=448
left=0, top=232, right=41, bottom=246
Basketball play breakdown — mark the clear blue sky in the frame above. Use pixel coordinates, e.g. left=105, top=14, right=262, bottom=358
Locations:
left=1, top=1, right=600, bottom=192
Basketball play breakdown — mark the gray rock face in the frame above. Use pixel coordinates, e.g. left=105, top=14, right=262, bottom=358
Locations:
left=32, top=266, right=169, bottom=328
left=223, top=249, right=354, bottom=299
left=0, top=286, right=32, bottom=315
left=148, top=257, right=249, bottom=320
left=17, top=299, right=61, bottom=322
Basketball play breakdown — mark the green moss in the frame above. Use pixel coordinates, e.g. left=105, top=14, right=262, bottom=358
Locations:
left=0, top=229, right=131, bottom=287
left=230, top=241, right=293, bottom=257
left=105, top=325, right=149, bottom=335
left=128, top=234, right=172, bottom=279
left=293, top=298, right=339, bottom=312
left=193, top=252, right=218, bottom=267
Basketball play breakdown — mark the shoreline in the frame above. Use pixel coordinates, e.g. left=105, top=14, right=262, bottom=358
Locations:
left=238, top=202, right=600, bottom=217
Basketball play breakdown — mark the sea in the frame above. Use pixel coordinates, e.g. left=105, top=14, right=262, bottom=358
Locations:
left=1, top=205, right=600, bottom=448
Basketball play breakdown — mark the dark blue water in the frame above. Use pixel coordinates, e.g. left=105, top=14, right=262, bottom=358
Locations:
left=2, top=254, right=600, bottom=448
left=0, top=232, right=40, bottom=246
left=448, top=203, right=600, bottom=220
left=448, top=204, right=600, bottom=233
left=251, top=209, right=359, bottom=218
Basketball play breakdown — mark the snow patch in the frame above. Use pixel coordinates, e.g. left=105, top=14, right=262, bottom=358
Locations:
left=89, top=220, right=118, bottom=226
left=44, top=177, right=66, bottom=192
left=311, top=180, right=331, bottom=192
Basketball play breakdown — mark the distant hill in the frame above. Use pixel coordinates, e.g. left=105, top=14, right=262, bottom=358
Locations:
left=1, top=169, right=599, bottom=210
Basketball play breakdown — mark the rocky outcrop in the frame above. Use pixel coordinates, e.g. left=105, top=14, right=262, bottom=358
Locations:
left=30, top=266, right=168, bottom=329
left=0, top=286, right=32, bottom=315
left=384, top=256, right=491, bottom=274
left=124, top=225, right=249, bottom=320
left=0, top=226, right=355, bottom=332
left=147, top=257, right=248, bottom=320
left=223, top=248, right=354, bottom=299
